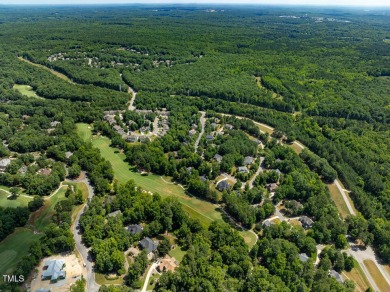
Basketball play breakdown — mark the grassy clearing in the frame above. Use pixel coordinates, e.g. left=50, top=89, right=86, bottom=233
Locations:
left=0, top=189, right=32, bottom=208
left=328, top=183, right=351, bottom=219
left=71, top=182, right=89, bottom=223
left=342, top=259, right=371, bottom=292
left=95, top=273, right=124, bottom=285
left=13, top=84, right=43, bottom=99
left=30, top=187, right=68, bottom=232
left=363, top=259, right=390, bottom=292
left=289, top=142, right=304, bottom=155
left=170, top=246, right=186, bottom=263
left=240, top=230, right=258, bottom=249
left=0, top=228, right=42, bottom=279
left=77, top=123, right=223, bottom=227
left=18, top=57, right=74, bottom=84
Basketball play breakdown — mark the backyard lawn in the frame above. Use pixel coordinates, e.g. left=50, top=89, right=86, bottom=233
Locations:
left=13, top=84, right=43, bottom=99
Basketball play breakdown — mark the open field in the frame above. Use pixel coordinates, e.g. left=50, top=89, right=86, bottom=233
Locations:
left=0, top=228, right=43, bottom=279
left=328, top=183, right=351, bottom=218
left=77, top=123, right=223, bottom=227
left=13, top=84, right=44, bottom=99
left=363, top=260, right=390, bottom=292
left=343, top=259, right=371, bottom=292
left=30, top=186, right=68, bottom=232
left=18, top=57, right=75, bottom=84
left=0, top=189, right=32, bottom=208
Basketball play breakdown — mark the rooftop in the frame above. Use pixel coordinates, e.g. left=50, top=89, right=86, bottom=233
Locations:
left=140, top=237, right=158, bottom=253
left=41, top=259, right=65, bottom=282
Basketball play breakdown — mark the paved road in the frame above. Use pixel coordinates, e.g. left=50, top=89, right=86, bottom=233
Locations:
left=68, top=172, right=100, bottom=292
left=194, top=111, right=206, bottom=153
left=347, top=241, right=390, bottom=291
left=247, top=157, right=265, bottom=189
left=141, top=262, right=158, bottom=292
left=127, top=86, right=137, bottom=111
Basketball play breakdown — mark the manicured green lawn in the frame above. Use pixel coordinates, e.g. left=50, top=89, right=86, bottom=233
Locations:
left=169, top=246, right=186, bottom=263
left=0, top=228, right=43, bottom=279
left=240, top=230, right=258, bottom=249
left=77, top=123, right=223, bottom=227
left=0, top=189, right=32, bottom=208
left=13, top=84, right=43, bottom=99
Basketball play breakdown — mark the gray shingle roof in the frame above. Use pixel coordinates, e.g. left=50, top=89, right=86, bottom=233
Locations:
left=140, top=237, right=158, bottom=253
left=127, top=224, right=143, bottom=235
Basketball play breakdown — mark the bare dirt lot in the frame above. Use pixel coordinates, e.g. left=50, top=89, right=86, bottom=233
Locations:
left=29, top=253, right=85, bottom=292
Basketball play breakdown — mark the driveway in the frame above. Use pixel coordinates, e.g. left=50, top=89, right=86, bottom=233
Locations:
left=68, top=172, right=100, bottom=292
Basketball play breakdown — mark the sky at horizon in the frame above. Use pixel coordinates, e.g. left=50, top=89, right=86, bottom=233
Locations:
left=0, top=0, right=389, bottom=7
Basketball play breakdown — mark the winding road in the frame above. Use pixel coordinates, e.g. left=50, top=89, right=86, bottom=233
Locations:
left=141, top=262, right=159, bottom=292
left=247, top=157, right=265, bottom=189
left=194, top=111, right=206, bottom=153
left=68, top=172, right=100, bottom=292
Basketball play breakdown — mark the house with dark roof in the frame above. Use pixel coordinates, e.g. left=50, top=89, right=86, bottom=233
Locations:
left=200, top=175, right=207, bottom=182
left=329, top=270, right=344, bottom=283
left=127, top=224, right=143, bottom=235
left=41, top=259, right=66, bottom=282
left=216, top=180, right=230, bottom=192
left=213, top=154, right=223, bottom=163
left=206, top=134, right=214, bottom=141
left=139, top=237, right=158, bottom=253
left=300, top=216, right=314, bottom=229
left=244, top=156, right=254, bottom=165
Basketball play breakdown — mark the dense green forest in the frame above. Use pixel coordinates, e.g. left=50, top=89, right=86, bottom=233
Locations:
left=0, top=4, right=389, bottom=291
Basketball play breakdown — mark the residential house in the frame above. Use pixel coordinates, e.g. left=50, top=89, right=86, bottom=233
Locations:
left=107, top=210, right=122, bottom=218
left=41, top=259, right=66, bottom=282
left=139, top=237, right=158, bottom=254
left=224, top=124, right=233, bottom=130
left=329, top=270, right=344, bottom=283
left=300, top=216, right=314, bottom=229
left=299, top=253, right=310, bottom=263
left=262, top=220, right=274, bottom=228
left=65, top=151, right=73, bottom=159
left=200, top=175, right=207, bottom=182
left=213, top=154, right=223, bottom=163
left=127, top=224, right=143, bottom=235
left=189, top=129, right=197, bottom=136
left=216, top=180, right=230, bottom=192
left=50, top=121, right=61, bottom=127
left=244, top=156, right=254, bottom=165
left=126, top=135, right=138, bottom=142
left=0, top=158, right=11, bottom=172
left=139, top=136, right=151, bottom=143
left=211, top=122, right=218, bottom=129
left=267, top=183, right=278, bottom=192
left=38, top=168, right=52, bottom=176
left=206, top=134, right=214, bottom=141
left=238, top=166, right=249, bottom=173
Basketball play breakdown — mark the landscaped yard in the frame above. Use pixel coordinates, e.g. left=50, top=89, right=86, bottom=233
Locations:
left=169, top=245, right=186, bottom=263
left=0, top=189, right=32, bottom=208
left=13, top=84, right=43, bottom=99
left=95, top=273, right=124, bottom=285
left=0, top=228, right=42, bottom=279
